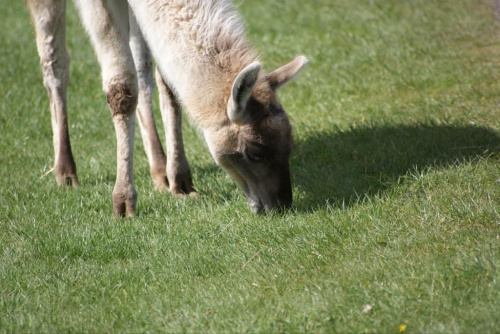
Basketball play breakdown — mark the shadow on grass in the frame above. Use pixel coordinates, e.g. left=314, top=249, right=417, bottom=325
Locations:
left=291, top=123, right=500, bottom=211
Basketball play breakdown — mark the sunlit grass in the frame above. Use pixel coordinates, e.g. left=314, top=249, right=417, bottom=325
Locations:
left=1, top=0, right=499, bottom=332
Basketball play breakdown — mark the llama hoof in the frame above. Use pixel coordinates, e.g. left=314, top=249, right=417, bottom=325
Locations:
left=169, top=169, right=197, bottom=197
left=56, top=174, right=79, bottom=188
left=54, top=164, right=78, bottom=188
left=171, top=188, right=198, bottom=199
left=112, top=188, right=137, bottom=217
left=152, top=174, right=169, bottom=191
left=151, top=165, right=169, bottom=191
left=153, top=176, right=169, bottom=191
left=170, top=184, right=197, bottom=198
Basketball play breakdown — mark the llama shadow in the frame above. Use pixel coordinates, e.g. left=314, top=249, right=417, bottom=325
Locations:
left=291, top=123, right=500, bottom=210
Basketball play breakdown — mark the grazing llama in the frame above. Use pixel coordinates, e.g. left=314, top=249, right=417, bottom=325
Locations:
left=27, top=0, right=308, bottom=216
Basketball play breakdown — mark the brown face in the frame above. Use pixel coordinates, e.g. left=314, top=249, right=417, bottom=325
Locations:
left=213, top=98, right=293, bottom=214
left=205, top=55, right=307, bottom=214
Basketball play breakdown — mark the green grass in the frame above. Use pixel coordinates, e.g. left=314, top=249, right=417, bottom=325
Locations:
left=1, top=0, right=500, bottom=332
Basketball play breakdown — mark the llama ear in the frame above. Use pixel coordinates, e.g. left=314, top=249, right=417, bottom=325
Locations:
left=267, top=55, right=308, bottom=90
left=227, top=62, right=261, bottom=123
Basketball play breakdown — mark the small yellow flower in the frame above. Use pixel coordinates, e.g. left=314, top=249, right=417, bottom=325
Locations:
left=399, top=324, right=407, bottom=332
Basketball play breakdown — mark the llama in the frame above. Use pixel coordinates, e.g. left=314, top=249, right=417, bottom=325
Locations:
left=27, top=0, right=308, bottom=216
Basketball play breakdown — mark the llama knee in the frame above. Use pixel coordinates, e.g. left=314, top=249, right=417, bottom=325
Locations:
left=106, top=76, right=138, bottom=117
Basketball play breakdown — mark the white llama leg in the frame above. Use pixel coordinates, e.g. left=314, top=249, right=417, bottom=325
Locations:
left=155, top=68, right=196, bottom=196
left=27, top=0, right=78, bottom=187
left=74, top=0, right=138, bottom=216
left=128, top=11, right=169, bottom=191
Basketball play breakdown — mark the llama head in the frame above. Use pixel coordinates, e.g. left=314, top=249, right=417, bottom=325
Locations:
left=204, top=56, right=308, bottom=214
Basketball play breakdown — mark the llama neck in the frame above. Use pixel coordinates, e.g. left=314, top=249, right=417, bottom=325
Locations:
left=129, top=0, right=259, bottom=128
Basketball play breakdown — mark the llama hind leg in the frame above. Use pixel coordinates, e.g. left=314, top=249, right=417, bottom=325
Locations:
left=74, top=0, right=138, bottom=216
left=155, top=68, right=196, bottom=196
left=129, top=12, right=168, bottom=191
left=27, top=0, right=78, bottom=187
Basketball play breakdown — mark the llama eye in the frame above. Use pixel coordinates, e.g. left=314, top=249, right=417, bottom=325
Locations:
left=245, top=150, right=265, bottom=162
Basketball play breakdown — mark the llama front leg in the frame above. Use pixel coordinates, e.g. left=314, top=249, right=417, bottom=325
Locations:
left=74, top=0, right=138, bottom=216
left=129, top=12, right=168, bottom=190
left=155, top=68, right=196, bottom=196
left=111, top=106, right=137, bottom=217
left=27, top=0, right=78, bottom=187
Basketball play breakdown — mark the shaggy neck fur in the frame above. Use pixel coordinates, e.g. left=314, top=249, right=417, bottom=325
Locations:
left=129, top=0, right=260, bottom=128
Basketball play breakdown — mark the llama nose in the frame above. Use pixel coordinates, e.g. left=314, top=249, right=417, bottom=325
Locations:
left=277, top=193, right=293, bottom=212
left=279, top=168, right=293, bottom=209
left=264, top=199, right=292, bottom=214
left=281, top=197, right=293, bottom=210
left=264, top=188, right=293, bottom=214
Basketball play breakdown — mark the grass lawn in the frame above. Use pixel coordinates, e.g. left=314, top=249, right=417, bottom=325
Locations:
left=1, top=0, right=500, bottom=332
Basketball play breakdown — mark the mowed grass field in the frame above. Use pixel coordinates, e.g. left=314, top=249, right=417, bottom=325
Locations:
left=1, top=0, right=500, bottom=332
